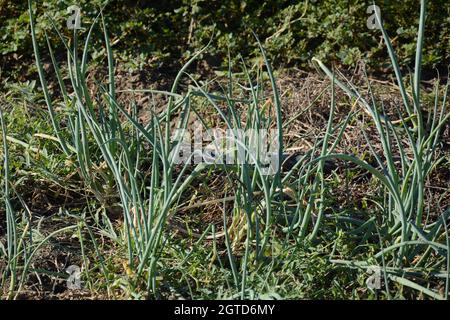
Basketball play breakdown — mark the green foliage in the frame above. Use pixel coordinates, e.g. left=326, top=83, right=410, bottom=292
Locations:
left=1, top=0, right=449, bottom=77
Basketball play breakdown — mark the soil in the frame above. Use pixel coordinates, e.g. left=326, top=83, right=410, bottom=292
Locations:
left=1, top=57, right=449, bottom=299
